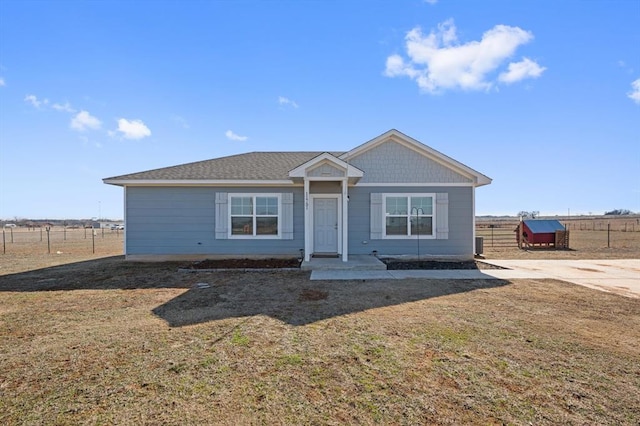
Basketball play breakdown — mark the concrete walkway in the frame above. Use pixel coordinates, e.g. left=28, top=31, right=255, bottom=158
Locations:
left=301, top=255, right=386, bottom=271
left=310, top=258, right=640, bottom=299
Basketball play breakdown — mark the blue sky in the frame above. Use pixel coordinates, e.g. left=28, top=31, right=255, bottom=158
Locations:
left=1, top=0, right=639, bottom=220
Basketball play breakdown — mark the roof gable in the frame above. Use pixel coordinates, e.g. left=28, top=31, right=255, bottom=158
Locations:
left=288, top=152, right=364, bottom=179
left=340, top=129, right=491, bottom=186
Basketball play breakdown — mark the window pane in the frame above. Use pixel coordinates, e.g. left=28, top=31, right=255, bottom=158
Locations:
left=256, top=217, right=278, bottom=235
left=386, top=217, right=408, bottom=235
left=411, top=217, right=433, bottom=235
left=386, top=197, right=408, bottom=215
left=256, top=197, right=278, bottom=216
left=410, top=197, right=433, bottom=215
left=231, top=197, right=253, bottom=215
left=231, top=217, right=253, bottom=235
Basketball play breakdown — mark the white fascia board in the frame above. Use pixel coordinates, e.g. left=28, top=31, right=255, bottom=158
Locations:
left=355, top=182, right=475, bottom=187
left=340, top=129, right=492, bottom=187
left=289, top=153, right=364, bottom=178
left=103, top=179, right=297, bottom=187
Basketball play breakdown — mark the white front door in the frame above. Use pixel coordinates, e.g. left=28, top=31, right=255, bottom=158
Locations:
left=313, top=198, right=338, bottom=253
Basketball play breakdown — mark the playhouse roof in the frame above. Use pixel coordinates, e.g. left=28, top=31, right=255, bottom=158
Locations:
left=523, top=219, right=565, bottom=234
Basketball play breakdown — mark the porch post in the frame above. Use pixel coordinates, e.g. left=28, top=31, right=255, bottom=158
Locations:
left=304, top=178, right=311, bottom=262
left=342, top=178, right=348, bottom=262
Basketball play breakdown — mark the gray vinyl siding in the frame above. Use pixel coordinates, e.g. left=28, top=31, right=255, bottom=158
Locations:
left=307, top=163, right=345, bottom=178
left=125, top=186, right=304, bottom=256
left=347, top=186, right=473, bottom=257
left=348, top=140, right=472, bottom=184
left=125, top=185, right=473, bottom=258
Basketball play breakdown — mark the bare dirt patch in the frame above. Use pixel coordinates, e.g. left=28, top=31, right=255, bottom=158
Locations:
left=298, top=288, right=329, bottom=301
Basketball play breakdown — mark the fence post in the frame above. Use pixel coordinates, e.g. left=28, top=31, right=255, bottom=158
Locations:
left=46, top=227, right=51, bottom=254
left=64, top=227, right=66, bottom=241
left=10, top=227, right=13, bottom=243
left=92, top=229, right=95, bottom=254
left=2, top=229, right=5, bottom=254
left=84, top=227, right=87, bottom=239
left=40, top=227, right=43, bottom=242
left=607, top=223, right=610, bottom=248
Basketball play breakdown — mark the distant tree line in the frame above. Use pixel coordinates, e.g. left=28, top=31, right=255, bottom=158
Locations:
left=516, top=209, right=636, bottom=218
left=604, top=209, right=634, bottom=215
left=1, top=218, right=121, bottom=228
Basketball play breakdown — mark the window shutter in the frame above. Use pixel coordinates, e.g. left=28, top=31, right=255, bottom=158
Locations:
left=215, top=192, right=228, bottom=239
left=370, top=193, right=383, bottom=239
left=281, top=193, right=294, bottom=240
left=436, top=192, right=449, bottom=239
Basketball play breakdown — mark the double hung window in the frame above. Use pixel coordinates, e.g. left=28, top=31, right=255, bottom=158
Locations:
left=230, top=195, right=280, bottom=237
left=383, top=194, right=435, bottom=238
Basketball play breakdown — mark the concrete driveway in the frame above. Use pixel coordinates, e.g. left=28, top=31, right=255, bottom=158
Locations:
left=482, top=259, right=640, bottom=299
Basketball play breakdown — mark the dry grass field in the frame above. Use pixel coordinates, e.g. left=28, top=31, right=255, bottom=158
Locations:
left=0, top=227, right=123, bottom=275
left=477, top=215, right=640, bottom=260
left=482, top=229, right=640, bottom=259
left=0, top=223, right=639, bottom=424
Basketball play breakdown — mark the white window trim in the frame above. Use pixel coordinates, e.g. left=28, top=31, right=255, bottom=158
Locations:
left=382, top=193, right=436, bottom=239
left=228, top=193, right=282, bottom=239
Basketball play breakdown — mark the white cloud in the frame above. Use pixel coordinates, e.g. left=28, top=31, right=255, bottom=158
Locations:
left=225, top=130, right=248, bottom=141
left=278, top=96, right=299, bottom=108
left=384, top=19, right=544, bottom=93
left=171, top=114, right=190, bottom=129
left=24, top=94, right=49, bottom=108
left=116, top=118, right=151, bottom=140
left=498, top=57, right=546, bottom=84
left=424, top=0, right=438, bottom=4
left=70, top=110, right=101, bottom=131
left=52, top=102, right=76, bottom=113
left=628, top=78, right=640, bottom=104
left=0, top=77, right=5, bottom=87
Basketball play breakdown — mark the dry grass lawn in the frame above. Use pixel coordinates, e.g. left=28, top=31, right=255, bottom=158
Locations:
left=1, top=255, right=639, bottom=425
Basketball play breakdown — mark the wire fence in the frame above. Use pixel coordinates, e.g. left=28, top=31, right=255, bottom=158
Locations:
left=475, top=226, right=519, bottom=248
left=1, top=227, right=124, bottom=255
left=476, top=218, right=640, bottom=249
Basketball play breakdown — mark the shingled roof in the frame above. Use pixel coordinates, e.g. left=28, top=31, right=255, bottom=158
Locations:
left=103, top=151, right=345, bottom=184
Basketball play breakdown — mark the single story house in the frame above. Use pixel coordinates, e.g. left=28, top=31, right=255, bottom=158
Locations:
left=103, top=129, right=491, bottom=262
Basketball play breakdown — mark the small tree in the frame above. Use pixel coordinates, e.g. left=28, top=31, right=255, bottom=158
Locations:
left=604, top=209, right=633, bottom=216
left=517, top=210, right=539, bottom=219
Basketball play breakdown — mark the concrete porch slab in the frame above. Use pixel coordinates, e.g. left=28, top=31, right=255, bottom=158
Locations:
left=301, top=255, right=387, bottom=271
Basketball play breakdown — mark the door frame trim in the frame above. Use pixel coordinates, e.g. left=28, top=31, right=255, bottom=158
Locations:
left=310, top=194, right=342, bottom=256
